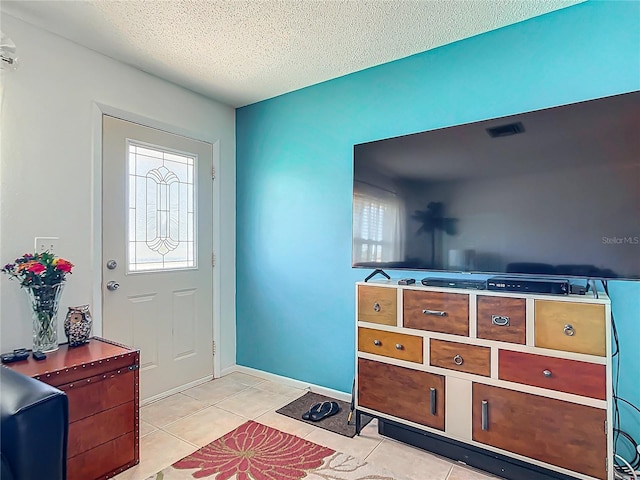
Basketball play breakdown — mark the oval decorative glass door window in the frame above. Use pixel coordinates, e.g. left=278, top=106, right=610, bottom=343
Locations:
left=127, top=142, right=197, bottom=272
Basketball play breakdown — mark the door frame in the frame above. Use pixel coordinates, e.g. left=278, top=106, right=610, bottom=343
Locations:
left=90, top=102, right=222, bottom=379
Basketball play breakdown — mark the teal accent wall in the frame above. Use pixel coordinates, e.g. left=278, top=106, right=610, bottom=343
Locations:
left=236, top=0, right=640, bottom=438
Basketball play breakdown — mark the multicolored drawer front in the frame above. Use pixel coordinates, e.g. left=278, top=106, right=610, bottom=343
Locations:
left=535, top=300, right=606, bottom=356
left=404, top=291, right=469, bottom=336
left=358, top=358, right=445, bottom=431
left=429, top=339, right=490, bottom=377
left=476, top=296, right=526, bottom=345
left=498, top=350, right=606, bottom=400
left=358, top=327, right=423, bottom=363
left=358, top=285, right=397, bottom=326
left=472, top=383, right=606, bottom=479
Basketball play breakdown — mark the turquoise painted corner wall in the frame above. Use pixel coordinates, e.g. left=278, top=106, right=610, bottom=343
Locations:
left=236, top=0, right=640, bottom=439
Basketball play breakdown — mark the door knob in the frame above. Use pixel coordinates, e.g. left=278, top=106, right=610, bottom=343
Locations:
left=106, top=281, right=120, bottom=291
left=106, top=260, right=118, bottom=270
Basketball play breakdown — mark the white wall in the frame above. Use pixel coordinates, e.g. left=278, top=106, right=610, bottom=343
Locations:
left=0, top=14, right=237, bottom=372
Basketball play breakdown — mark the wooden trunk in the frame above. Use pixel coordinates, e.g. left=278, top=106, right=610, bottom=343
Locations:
left=8, top=337, right=140, bottom=480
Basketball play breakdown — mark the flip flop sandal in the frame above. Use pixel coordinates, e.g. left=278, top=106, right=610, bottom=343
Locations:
left=310, top=401, right=339, bottom=422
left=302, top=402, right=322, bottom=420
left=325, top=401, right=340, bottom=420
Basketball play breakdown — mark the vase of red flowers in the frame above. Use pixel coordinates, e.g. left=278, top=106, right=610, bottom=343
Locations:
left=2, top=252, right=74, bottom=352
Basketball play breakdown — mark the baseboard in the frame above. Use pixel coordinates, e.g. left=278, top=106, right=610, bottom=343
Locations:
left=228, top=365, right=351, bottom=402
left=141, top=374, right=213, bottom=406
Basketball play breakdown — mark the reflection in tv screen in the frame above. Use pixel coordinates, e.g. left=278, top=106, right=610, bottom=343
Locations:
left=352, top=91, right=640, bottom=280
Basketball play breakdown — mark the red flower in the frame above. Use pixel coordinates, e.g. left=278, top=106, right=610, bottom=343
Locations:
left=27, top=262, right=46, bottom=274
left=55, top=259, right=73, bottom=273
left=2, top=252, right=74, bottom=288
left=173, top=421, right=334, bottom=480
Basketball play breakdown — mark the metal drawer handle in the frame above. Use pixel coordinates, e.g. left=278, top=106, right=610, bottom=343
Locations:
left=481, top=400, right=489, bottom=430
left=423, top=309, right=447, bottom=317
left=453, top=354, right=464, bottom=366
left=563, top=324, right=575, bottom=336
left=373, top=302, right=381, bottom=312
left=395, top=344, right=403, bottom=350
left=543, top=370, right=552, bottom=378
left=373, top=339, right=381, bottom=346
left=491, top=315, right=510, bottom=326
left=430, top=387, right=437, bottom=416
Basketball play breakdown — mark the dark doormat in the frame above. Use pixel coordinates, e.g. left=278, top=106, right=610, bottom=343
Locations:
left=276, top=391, right=372, bottom=438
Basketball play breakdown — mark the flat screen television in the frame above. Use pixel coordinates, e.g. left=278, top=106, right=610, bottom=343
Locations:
left=352, top=91, right=640, bottom=280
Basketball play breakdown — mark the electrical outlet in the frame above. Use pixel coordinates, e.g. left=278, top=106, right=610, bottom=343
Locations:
left=34, top=237, right=59, bottom=254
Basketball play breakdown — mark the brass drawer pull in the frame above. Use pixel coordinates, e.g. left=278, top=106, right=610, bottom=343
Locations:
left=543, top=370, right=552, bottom=378
left=491, top=315, right=510, bottom=326
left=481, top=400, right=489, bottom=430
left=423, top=309, right=447, bottom=317
left=373, top=302, right=381, bottom=312
left=563, top=324, right=575, bottom=336
left=395, top=344, right=404, bottom=350
left=453, top=354, right=464, bottom=366
left=373, top=339, right=382, bottom=346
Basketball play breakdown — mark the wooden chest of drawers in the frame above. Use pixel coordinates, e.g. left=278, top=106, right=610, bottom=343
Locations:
left=355, top=281, right=612, bottom=480
left=9, top=337, right=140, bottom=480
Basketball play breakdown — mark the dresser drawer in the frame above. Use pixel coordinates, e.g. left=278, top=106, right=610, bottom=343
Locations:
left=535, top=300, right=606, bottom=356
left=498, top=350, right=606, bottom=400
left=358, top=286, right=397, bottom=326
left=358, top=358, right=445, bottom=430
left=472, top=383, right=606, bottom=479
left=67, top=402, right=134, bottom=458
left=404, top=291, right=469, bottom=336
left=358, top=327, right=423, bottom=363
left=477, top=296, right=526, bottom=345
left=67, top=431, right=136, bottom=480
left=430, top=339, right=490, bottom=376
left=61, top=369, right=135, bottom=423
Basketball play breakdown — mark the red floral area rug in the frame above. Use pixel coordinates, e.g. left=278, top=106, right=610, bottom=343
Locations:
left=146, top=420, right=405, bottom=480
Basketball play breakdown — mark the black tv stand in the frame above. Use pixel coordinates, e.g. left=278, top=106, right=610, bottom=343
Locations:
left=364, top=269, right=390, bottom=282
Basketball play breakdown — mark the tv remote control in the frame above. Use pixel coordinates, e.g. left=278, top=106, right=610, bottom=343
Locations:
left=1, top=350, right=30, bottom=363
left=32, top=351, right=47, bottom=361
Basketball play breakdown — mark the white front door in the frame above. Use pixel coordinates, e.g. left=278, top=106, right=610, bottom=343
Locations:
left=102, top=115, right=214, bottom=402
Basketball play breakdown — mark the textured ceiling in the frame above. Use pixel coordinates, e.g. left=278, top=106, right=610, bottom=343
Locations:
left=2, top=0, right=583, bottom=107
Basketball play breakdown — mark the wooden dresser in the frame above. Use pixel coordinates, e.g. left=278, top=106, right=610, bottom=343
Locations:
left=355, top=281, right=612, bottom=480
left=9, top=337, right=140, bottom=480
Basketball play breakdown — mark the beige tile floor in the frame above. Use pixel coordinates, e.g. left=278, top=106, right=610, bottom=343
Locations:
left=114, top=372, right=501, bottom=480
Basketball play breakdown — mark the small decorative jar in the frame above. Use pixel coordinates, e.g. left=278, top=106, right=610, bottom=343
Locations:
left=64, top=305, right=93, bottom=347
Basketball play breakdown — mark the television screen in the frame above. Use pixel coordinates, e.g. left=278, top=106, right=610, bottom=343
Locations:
left=352, top=91, right=640, bottom=280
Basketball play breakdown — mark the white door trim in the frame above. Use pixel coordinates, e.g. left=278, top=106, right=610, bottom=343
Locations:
left=91, top=102, right=222, bottom=378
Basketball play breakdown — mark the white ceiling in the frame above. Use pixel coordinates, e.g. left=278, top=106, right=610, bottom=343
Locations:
left=2, top=0, right=583, bottom=107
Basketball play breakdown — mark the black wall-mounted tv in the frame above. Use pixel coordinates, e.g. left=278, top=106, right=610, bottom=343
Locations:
left=352, top=91, right=640, bottom=280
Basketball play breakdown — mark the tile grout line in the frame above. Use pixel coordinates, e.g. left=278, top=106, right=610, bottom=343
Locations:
left=444, top=463, right=454, bottom=480
left=144, top=382, right=269, bottom=430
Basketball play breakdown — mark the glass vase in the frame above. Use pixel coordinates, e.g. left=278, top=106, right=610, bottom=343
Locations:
left=25, top=283, right=65, bottom=352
